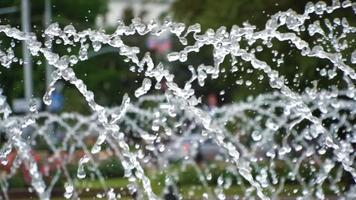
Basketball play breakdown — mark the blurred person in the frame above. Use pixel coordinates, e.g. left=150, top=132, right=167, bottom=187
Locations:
left=194, top=92, right=220, bottom=166
left=164, top=184, right=178, bottom=200
left=49, top=81, right=64, bottom=113
left=48, top=82, right=65, bottom=144
left=160, top=79, right=168, bottom=92
left=207, top=93, right=218, bottom=113
left=194, top=145, right=204, bottom=166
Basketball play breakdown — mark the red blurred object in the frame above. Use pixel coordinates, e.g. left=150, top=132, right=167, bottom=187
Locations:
left=41, top=151, right=70, bottom=179
left=0, top=150, right=17, bottom=173
left=22, top=150, right=42, bottom=183
left=0, top=150, right=42, bottom=184
left=183, top=143, right=190, bottom=153
left=147, top=33, right=172, bottom=54
left=0, top=149, right=61, bottom=184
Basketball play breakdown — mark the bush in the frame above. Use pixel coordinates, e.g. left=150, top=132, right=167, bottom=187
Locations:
left=98, top=159, right=124, bottom=178
left=176, top=166, right=201, bottom=186
left=8, top=172, right=27, bottom=188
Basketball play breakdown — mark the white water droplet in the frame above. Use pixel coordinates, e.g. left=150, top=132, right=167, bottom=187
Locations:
left=135, top=78, right=152, bottom=97
left=252, top=131, right=262, bottom=141
left=64, top=182, right=74, bottom=199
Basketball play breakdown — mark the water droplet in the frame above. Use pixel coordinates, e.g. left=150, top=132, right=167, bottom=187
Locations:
left=64, top=182, right=74, bottom=199
left=252, top=131, right=262, bottom=141
left=135, top=78, right=152, bottom=97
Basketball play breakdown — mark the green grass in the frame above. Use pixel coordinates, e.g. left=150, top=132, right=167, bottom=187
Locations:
left=9, top=177, right=342, bottom=200
left=76, top=177, right=245, bottom=199
left=76, top=178, right=129, bottom=189
left=75, top=177, right=342, bottom=199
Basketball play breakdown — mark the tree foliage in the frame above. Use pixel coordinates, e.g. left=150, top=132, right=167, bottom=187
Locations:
left=170, top=0, right=356, bottom=102
left=0, top=0, right=108, bottom=112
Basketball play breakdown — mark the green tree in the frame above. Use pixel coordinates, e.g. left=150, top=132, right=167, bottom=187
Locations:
left=0, top=0, right=108, bottom=112
left=170, top=0, right=356, bottom=103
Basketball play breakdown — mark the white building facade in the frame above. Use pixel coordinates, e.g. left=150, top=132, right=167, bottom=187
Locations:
left=97, top=0, right=174, bottom=27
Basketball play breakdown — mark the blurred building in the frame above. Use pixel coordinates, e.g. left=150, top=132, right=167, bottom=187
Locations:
left=97, top=0, right=174, bottom=27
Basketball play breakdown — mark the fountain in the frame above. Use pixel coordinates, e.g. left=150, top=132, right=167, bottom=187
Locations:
left=0, top=0, right=355, bottom=199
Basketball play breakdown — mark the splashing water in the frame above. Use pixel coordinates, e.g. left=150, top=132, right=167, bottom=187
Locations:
left=0, top=1, right=356, bottom=199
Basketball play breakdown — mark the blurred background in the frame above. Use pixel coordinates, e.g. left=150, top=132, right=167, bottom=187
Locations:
left=0, top=0, right=355, bottom=199
left=1, top=0, right=353, bottom=114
